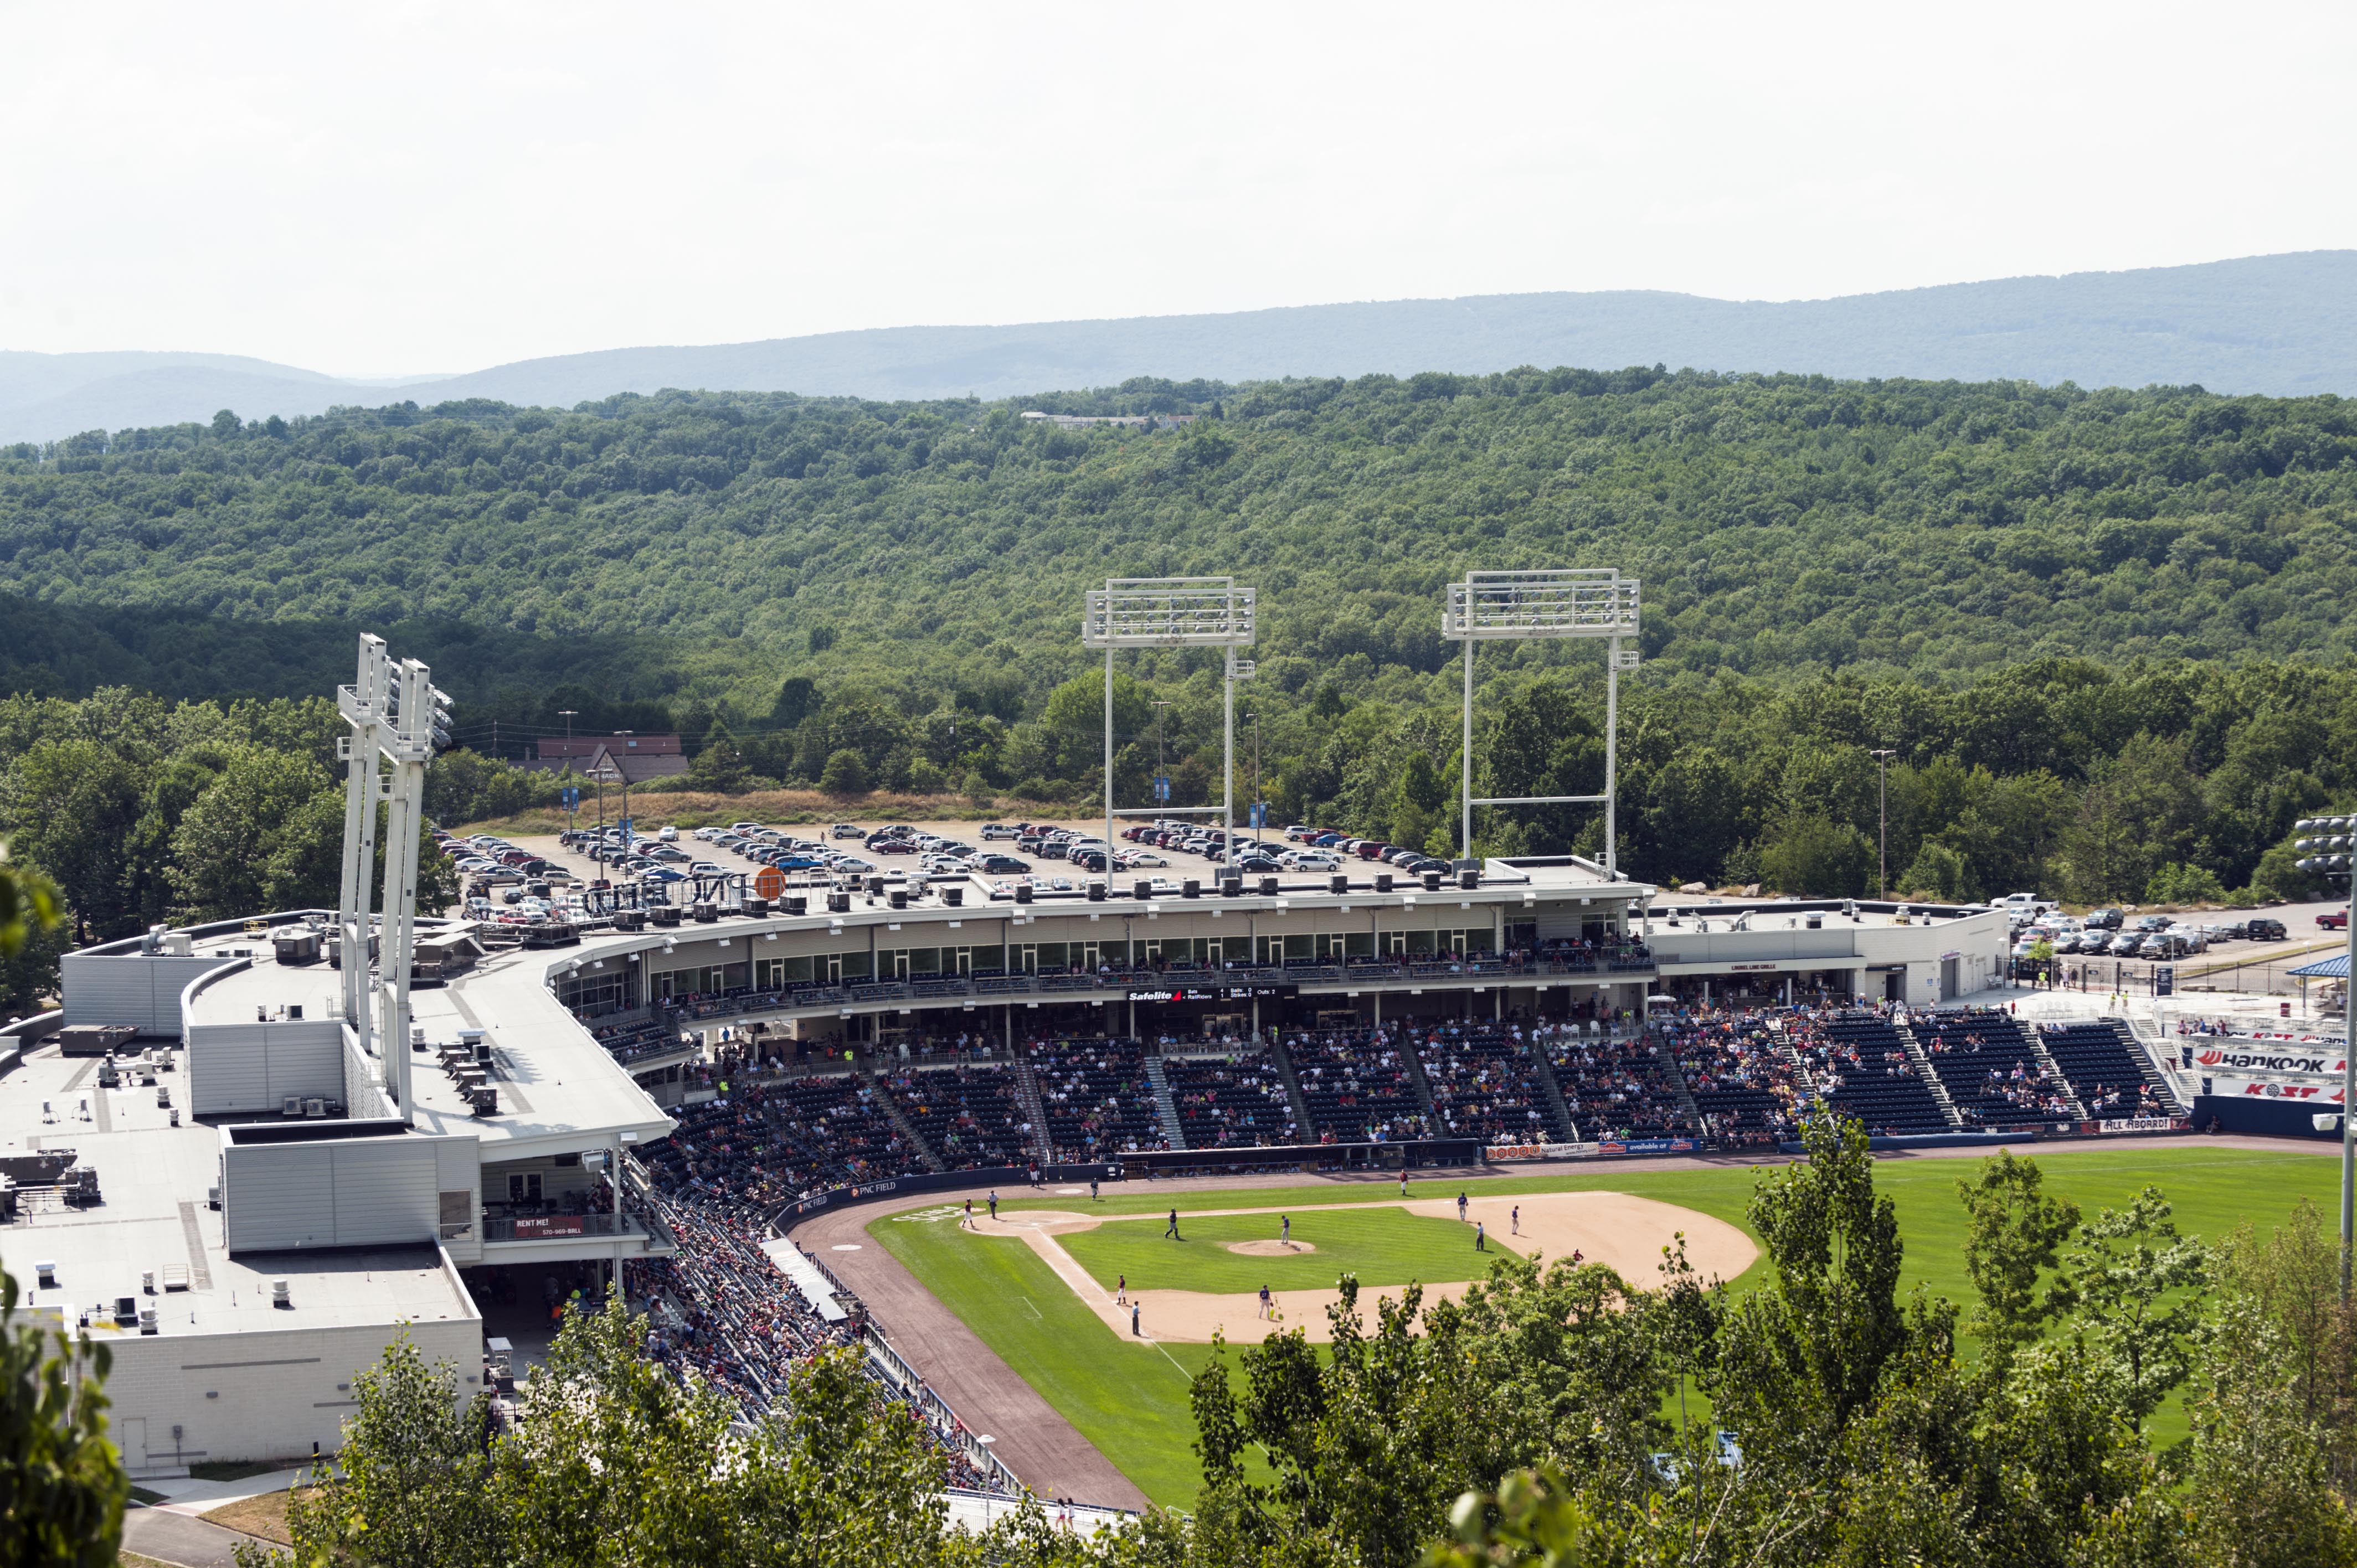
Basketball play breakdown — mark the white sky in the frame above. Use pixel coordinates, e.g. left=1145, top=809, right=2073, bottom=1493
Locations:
left=2, top=0, right=2349, bottom=376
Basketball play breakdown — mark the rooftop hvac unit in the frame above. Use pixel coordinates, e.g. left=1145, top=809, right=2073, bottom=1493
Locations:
left=282, top=1096, right=304, bottom=1117
left=271, top=1278, right=292, bottom=1309
left=888, top=889, right=908, bottom=910
left=1219, top=875, right=1242, bottom=898
left=33, top=1261, right=56, bottom=1289
left=1375, top=872, right=1394, bottom=893
left=827, top=892, right=851, bottom=915
left=303, top=1098, right=327, bottom=1118
left=1132, top=879, right=1151, bottom=901
left=651, top=905, right=681, bottom=927
left=691, top=903, right=718, bottom=924
left=1086, top=882, right=1105, bottom=902
left=1330, top=874, right=1348, bottom=895
left=114, top=1296, right=138, bottom=1326
left=1182, top=879, right=1201, bottom=900
left=866, top=876, right=886, bottom=896
left=1013, top=884, right=1033, bottom=904
left=742, top=897, right=768, bottom=917
left=1459, top=870, right=1480, bottom=891
left=1422, top=871, right=1443, bottom=892
left=138, top=1307, right=158, bottom=1335
left=783, top=895, right=808, bottom=916
left=1259, top=876, right=1280, bottom=896
left=141, top=1269, right=155, bottom=1294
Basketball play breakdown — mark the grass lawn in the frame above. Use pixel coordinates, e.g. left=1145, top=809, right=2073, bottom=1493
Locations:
left=1060, top=1207, right=1480, bottom=1294
left=890, top=1144, right=2339, bottom=1509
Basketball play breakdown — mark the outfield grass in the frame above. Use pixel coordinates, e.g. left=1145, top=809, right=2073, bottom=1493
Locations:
left=880, top=1144, right=2339, bottom=1510
left=1059, top=1207, right=1481, bottom=1294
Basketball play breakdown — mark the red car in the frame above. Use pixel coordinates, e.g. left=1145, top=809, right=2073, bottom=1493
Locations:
left=2319, top=911, right=2349, bottom=930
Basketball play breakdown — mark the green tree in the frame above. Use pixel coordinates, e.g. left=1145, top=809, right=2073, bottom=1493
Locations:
left=820, top=749, right=871, bottom=797
left=688, top=720, right=752, bottom=793
left=0, top=1269, right=128, bottom=1568
left=0, top=739, right=145, bottom=942
left=2144, top=860, right=2227, bottom=905
left=1758, top=814, right=1874, bottom=898
left=2067, top=1187, right=2207, bottom=1431
left=1899, top=840, right=1972, bottom=901
left=168, top=748, right=333, bottom=921
left=1956, top=1152, right=2080, bottom=1373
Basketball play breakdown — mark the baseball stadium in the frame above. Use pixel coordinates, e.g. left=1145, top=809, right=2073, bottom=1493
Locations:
left=8, top=577, right=2348, bottom=1542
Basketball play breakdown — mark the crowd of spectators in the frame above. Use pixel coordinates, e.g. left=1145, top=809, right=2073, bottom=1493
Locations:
left=1540, top=1021, right=1692, bottom=1141
left=1028, top=1038, right=1162, bottom=1160
left=876, top=1063, right=1033, bottom=1168
left=1289, top=1027, right=1428, bottom=1142
left=1163, top=1051, right=1299, bottom=1146
left=640, top=1072, right=912, bottom=1203
left=1412, top=1025, right=1567, bottom=1143
left=1653, top=1013, right=1805, bottom=1144
left=1915, top=1010, right=2078, bottom=1126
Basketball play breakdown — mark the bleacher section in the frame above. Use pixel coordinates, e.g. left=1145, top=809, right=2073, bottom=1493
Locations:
left=1290, top=1030, right=1428, bottom=1142
left=876, top=1064, right=1034, bottom=1169
left=1543, top=1027, right=1691, bottom=1140
left=642, top=1072, right=912, bottom=1201
left=1661, top=1017, right=1802, bottom=1145
left=1411, top=1027, right=1568, bottom=1144
left=592, top=1016, right=688, bottom=1065
left=1799, top=1012, right=1953, bottom=1134
left=2040, top=1019, right=2182, bottom=1116
left=1915, top=1010, right=2077, bottom=1127
left=1027, top=1038, right=1164, bottom=1160
left=1164, top=1053, right=1299, bottom=1147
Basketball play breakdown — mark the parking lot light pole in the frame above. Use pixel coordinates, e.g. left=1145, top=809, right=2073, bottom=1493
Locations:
left=2292, top=816, right=2357, bottom=1299
left=1871, top=749, right=1897, bottom=899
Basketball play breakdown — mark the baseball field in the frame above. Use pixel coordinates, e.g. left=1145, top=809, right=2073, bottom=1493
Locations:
left=868, top=1143, right=2341, bottom=1509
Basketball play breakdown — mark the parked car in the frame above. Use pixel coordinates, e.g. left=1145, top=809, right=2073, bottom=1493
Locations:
left=982, top=823, right=1019, bottom=839
left=978, top=855, right=1032, bottom=875
left=2321, top=911, right=2350, bottom=931
left=2247, top=917, right=2288, bottom=940
left=831, top=823, right=864, bottom=838
left=2108, top=932, right=2145, bottom=957
left=657, top=824, right=679, bottom=842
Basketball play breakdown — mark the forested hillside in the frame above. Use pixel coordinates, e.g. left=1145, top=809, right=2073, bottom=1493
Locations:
left=2, top=372, right=2356, bottom=957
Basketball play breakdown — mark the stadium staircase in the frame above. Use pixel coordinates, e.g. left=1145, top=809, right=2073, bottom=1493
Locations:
left=1526, top=1041, right=1580, bottom=1142
left=2023, top=1029, right=2092, bottom=1119
left=1142, top=1055, right=1188, bottom=1151
left=2114, top=1019, right=2188, bottom=1113
left=1651, top=1029, right=1707, bottom=1130
left=866, top=1068, right=946, bottom=1174
left=1265, top=1035, right=1318, bottom=1136
left=1399, top=1037, right=1442, bottom=1122
left=1008, top=1056, right=1056, bottom=1167
left=1892, top=1022, right=1967, bottom=1129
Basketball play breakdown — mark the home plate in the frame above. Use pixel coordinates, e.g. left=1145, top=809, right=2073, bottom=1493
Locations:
left=1057, top=1187, right=1088, bottom=1194
left=831, top=1244, right=862, bottom=1251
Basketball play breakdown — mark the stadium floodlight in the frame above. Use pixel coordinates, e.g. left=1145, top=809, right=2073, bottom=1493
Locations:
left=333, top=638, right=452, bottom=1127
left=1442, top=569, right=1640, bottom=876
left=2292, top=814, right=2357, bottom=1300
left=1080, top=577, right=1256, bottom=879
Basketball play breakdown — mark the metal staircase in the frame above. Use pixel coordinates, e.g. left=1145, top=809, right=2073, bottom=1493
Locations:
left=1892, top=1022, right=1967, bottom=1129
left=1524, top=1034, right=1579, bottom=1142
left=1265, top=1035, right=1317, bottom=1138
left=1008, top=1054, right=1056, bottom=1166
left=1143, top=1054, right=1188, bottom=1151
left=865, top=1067, right=945, bottom=1173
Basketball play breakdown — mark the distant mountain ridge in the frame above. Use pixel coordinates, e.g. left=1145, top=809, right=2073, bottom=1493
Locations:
left=6, top=251, right=2351, bottom=443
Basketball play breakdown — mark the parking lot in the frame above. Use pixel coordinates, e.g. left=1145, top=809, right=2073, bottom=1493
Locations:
left=2023, top=895, right=2350, bottom=999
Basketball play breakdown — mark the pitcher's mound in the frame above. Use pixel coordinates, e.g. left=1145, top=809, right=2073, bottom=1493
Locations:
left=1226, top=1239, right=1318, bottom=1256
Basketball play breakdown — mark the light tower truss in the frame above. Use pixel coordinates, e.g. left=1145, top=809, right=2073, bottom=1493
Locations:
left=1442, top=568, right=1640, bottom=876
left=1080, top=577, right=1257, bottom=877
left=334, top=634, right=452, bottom=1125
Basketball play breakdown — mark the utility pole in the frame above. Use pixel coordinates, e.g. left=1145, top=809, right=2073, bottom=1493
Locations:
left=2291, top=817, right=2357, bottom=1299
left=1871, top=749, right=1897, bottom=899
left=559, top=709, right=577, bottom=743
left=1249, top=711, right=1262, bottom=838
left=1152, top=700, right=1172, bottom=808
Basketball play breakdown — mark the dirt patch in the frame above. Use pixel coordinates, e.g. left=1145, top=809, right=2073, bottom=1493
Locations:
left=970, top=1209, right=1100, bottom=1235
left=203, top=1487, right=320, bottom=1547
left=1225, top=1239, right=1318, bottom=1256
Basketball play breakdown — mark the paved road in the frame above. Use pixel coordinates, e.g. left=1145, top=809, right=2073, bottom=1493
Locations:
left=121, top=1506, right=272, bottom=1566
left=788, top=1136, right=2332, bottom=1508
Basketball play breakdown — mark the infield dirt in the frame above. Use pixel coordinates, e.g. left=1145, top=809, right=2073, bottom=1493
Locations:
left=961, top=1190, right=1755, bottom=1343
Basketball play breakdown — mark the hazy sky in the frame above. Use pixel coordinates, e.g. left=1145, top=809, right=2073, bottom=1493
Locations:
left=3, top=1, right=2350, bottom=376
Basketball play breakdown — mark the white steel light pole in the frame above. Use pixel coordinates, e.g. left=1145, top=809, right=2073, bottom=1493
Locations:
left=2293, top=817, right=2357, bottom=1299
left=336, top=636, right=451, bottom=1125
left=1440, top=569, right=1640, bottom=875
left=1082, top=577, right=1256, bottom=881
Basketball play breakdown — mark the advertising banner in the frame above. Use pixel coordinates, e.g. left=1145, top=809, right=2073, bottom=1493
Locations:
left=1597, top=1137, right=1699, bottom=1156
left=2190, top=1045, right=2348, bottom=1079
left=2097, top=1116, right=2185, bottom=1134
left=512, top=1215, right=588, bottom=1238
left=1484, top=1142, right=1600, bottom=1162
left=2203, top=1074, right=2346, bottom=1104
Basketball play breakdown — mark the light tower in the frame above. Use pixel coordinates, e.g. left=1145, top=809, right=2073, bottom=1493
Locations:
left=335, top=635, right=452, bottom=1124
left=1080, top=577, right=1255, bottom=877
left=1440, top=568, right=1639, bottom=875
